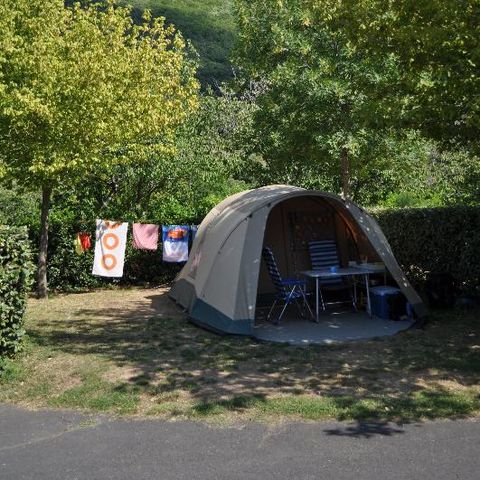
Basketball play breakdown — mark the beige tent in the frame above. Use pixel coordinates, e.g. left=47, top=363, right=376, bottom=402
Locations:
left=170, top=185, right=427, bottom=334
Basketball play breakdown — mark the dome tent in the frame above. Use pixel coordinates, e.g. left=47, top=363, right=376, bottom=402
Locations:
left=170, top=185, right=427, bottom=335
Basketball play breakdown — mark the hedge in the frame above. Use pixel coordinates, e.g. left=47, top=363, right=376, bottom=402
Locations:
left=0, top=226, right=33, bottom=357
left=373, top=206, right=480, bottom=297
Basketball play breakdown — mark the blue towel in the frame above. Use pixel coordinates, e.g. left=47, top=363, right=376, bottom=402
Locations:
left=162, top=225, right=190, bottom=262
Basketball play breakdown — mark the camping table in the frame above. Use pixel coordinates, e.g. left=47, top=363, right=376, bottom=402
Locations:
left=301, top=268, right=371, bottom=322
left=355, top=263, right=387, bottom=285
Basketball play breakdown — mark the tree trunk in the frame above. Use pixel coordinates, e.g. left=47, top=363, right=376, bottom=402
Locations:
left=37, top=186, right=52, bottom=299
left=340, top=148, right=350, bottom=200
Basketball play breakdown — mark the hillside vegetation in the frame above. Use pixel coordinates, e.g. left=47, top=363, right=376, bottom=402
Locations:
left=129, top=0, right=236, bottom=87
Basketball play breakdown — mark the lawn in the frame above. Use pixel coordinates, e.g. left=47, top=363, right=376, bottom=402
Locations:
left=1, top=288, right=479, bottom=423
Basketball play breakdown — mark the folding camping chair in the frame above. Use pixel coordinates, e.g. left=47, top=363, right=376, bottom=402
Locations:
left=308, top=240, right=356, bottom=311
left=262, top=247, right=314, bottom=325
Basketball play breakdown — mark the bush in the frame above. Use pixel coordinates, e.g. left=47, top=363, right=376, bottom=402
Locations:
left=374, top=206, right=480, bottom=297
left=0, top=226, right=33, bottom=357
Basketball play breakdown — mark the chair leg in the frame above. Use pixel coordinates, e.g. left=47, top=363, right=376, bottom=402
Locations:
left=300, top=290, right=315, bottom=320
left=289, top=286, right=305, bottom=318
left=293, top=297, right=305, bottom=318
left=318, top=287, right=326, bottom=311
left=267, top=298, right=278, bottom=322
left=276, top=300, right=290, bottom=324
left=351, top=288, right=357, bottom=310
left=276, top=290, right=295, bottom=324
left=353, top=279, right=358, bottom=309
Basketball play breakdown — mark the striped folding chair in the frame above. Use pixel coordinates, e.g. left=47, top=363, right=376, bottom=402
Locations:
left=308, top=240, right=355, bottom=311
left=262, top=247, right=314, bottom=324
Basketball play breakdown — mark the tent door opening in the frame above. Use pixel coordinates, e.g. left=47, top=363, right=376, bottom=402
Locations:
left=255, top=195, right=382, bottom=324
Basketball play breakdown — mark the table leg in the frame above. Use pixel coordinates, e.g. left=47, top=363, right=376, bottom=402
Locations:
left=353, top=277, right=357, bottom=308
left=365, top=274, right=372, bottom=316
left=315, top=277, right=319, bottom=323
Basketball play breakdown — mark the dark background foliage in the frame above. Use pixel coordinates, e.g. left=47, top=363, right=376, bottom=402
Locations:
left=127, top=0, right=236, bottom=88
left=374, top=206, right=480, bottom=297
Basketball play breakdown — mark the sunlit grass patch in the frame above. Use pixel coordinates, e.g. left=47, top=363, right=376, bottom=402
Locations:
left=49, top=372, right=140, bottom=415
left=179, top=390, right=480, bottom=422
left=0, top=357, right=26, bottom=384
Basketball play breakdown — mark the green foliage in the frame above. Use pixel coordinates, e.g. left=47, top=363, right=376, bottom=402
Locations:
left=0, top=226, right=33, bottom=357
left=234, top=0, right=480, bottom=200
left=0, top=186, right=40, bottom=228
left=0, top=93, right=255, bottom=292
left=234, top=0, right=403, bottom=196
left=0, top=0, right=199, bottom=187
left=44, top=91, right=254, bottom=224
left=127, top=0, right=236, bottom=87
left=0, top=0, right=199, bottom=294
left=383, top=192, right=443, bottom=209
left=335, top=1, right=480, bottom=152
left=374, top=206, right=480, bottom=296
left=361, top=134, right=480, bottom=207
left=84, top=91, right=255, bottom=224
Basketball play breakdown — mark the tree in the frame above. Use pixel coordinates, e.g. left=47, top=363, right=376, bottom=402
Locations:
left=0, top=0, right=198, bottom=297
left=66, top=90, right=256, bottom=225
left=234, top=0, right=400, bottom=199
left=312, top=1, right=480, bottom=151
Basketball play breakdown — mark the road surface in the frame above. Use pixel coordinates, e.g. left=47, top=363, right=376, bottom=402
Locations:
left=1, top=404, right=478, bottom=479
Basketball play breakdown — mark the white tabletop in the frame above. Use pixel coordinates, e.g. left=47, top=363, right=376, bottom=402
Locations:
left=355, top=263, right=386, bottom=273
left=301, top=268, right=367, bottom=278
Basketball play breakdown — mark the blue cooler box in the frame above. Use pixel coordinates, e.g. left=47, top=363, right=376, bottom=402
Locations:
left=370, top=286, right=402, bottom=320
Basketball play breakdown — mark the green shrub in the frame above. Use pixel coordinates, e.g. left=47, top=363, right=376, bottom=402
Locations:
left=0, top=226, right=33, bottom=357
left=374, top=206, right=480, bottom=296
left=45, top=222, right=103, bottom=291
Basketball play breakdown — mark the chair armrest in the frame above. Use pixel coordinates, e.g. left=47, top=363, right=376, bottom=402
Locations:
left=281, top=278, right=307, bottom=286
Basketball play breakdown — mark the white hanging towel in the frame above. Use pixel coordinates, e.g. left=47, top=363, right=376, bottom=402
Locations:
left=92, top=219, right=128, bottom=277
left=162, top=225, right=189, bottom=262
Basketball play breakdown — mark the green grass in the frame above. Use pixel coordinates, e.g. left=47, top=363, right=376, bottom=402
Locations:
left=49, top=374, right=139, bottom=415
left=145, top=391, right=480, bottom=422
left=127, top=0, right=236, bottom=87
left=1, top=288, right=479, bottom=423
left=0, top=357, right=26, bottom=384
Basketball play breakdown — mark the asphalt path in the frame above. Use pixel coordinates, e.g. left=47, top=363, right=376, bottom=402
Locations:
left=1, top=404, right=479, bottom=480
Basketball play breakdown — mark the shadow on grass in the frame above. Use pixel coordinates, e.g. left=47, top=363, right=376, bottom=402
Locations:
left=25, top=290, right=480, bottom=426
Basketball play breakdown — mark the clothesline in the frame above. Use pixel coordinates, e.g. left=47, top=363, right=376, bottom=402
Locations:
left=74, top=219, right=198, bottom=278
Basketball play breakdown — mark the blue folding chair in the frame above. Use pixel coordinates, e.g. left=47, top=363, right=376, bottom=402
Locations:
left=308, top=240, right=355, bottom=311
left=262, top=247, right=314, bottom=324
